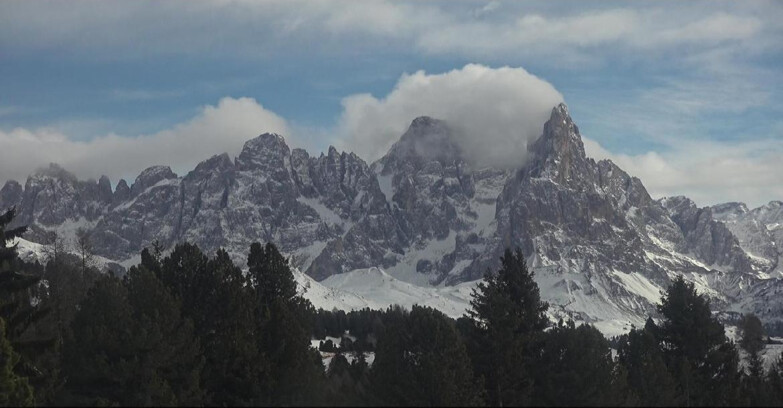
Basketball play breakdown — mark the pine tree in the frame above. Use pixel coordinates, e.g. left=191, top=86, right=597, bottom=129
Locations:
left=199, top=249, right=269, bottom=406
left=73, top=227, right=95, bottom=276
left=739, top=313, right=769, bottom=405
left=29, top=258, right=100, bottom=404
left=63, top=269, right=204, bottom=405
left=768, top=356, right=783, bottom=405
left=247, top=242, right=324, bottom=405
left=0, top=318, right=33, bottom=406
left=465, top=248, right=548, bottom=406
left=324, top=353, right=371, bottom=406
left=158, top=243, right=211, bottom=327
left=617, top=324, right=680, bottom=406
left=61, top=275, right=135, bottom=405
left=371, top=305, right=484, bottom=406
left=0, top=207, right=52, bottom=402
left=247, top=242, right=298, bottom=306
left=740, top=313, right=765, bottom=357
left=124, top=266, right=204, bottom=406
left=41, top=231, right=67, bottom=267
left=532, top=320, right=627, bottom=406
left=151, top=244, right=277, bottom=405
left=658, top=275, right=741, bottom=406
left=0, top=207, right=39, bottom=344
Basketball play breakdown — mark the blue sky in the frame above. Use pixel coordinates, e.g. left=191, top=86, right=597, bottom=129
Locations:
left=0, top=0, right=781, bottom=207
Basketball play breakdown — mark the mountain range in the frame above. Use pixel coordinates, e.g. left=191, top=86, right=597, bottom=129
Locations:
left=3, top=103, right=782, bottom=335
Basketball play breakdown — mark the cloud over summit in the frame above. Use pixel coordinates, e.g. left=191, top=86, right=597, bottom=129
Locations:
left=336, top=64, right=564, bottom=167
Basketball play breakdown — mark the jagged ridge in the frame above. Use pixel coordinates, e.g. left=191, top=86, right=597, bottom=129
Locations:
left=3, top=103, right=783, bottom=333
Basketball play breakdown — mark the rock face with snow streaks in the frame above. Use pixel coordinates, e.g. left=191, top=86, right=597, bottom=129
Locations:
left=3, top=103, right=783, bottom=331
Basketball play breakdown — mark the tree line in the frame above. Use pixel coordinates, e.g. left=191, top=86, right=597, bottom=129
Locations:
left=2, top=207, right=783, bottom=406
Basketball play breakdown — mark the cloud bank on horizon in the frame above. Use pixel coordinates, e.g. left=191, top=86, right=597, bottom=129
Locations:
left=1, top=64, right=564, bottom=181
left=3, top=63, right=780, bottom=209
left=0, top=1, right=781, bottom=207
left=0, top=98, right=291, bottom=185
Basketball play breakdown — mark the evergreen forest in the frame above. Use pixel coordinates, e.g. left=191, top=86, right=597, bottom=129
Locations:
left=2, top=207, right=783, bottom=407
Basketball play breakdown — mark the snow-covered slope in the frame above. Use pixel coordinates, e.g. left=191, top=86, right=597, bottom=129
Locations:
left=13, top=237, right=46, bottom=263
left=12, top=237, right=121, bottom=273
left=295, top=267, right=476, bottom=319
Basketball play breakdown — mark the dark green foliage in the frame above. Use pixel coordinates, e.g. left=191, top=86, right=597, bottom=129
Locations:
left=41, top=259, right=99, bottom=342
left=0, top=207, right=40, bottom=346
left=198, top=249, right=268, bottom=406
left=247, top=242, right=324, bottom=405
left=465, top=248, right=548, bottom=406
left=532, top=320, right=628, bottom=406
left=150, top=242, right=324, bottom=406
left=259, top=294, right=324, bottom=405
left=740, top=313, right=765, bottom=357
left=0, top=207, right=54, bottom=404
left=0, top=318, right=33, bottom=407
left=61, top=275, right=134, bottom=405
left=62, top=269, right=203, bottom=406
left=153, top=244, right=269, bottom=405
left=658, top=275, right=741, bottom=406
left=248, top=242, right=297, bottom=306
left=313, top=308, right=382, bottom=351
left=320, top=339, right=338, bottom=353
left=157, top=243, right=211, bottom=329
left=12, top=232, right=783, bottom=407
left=371, top=305, right=484, bottom=406
left=323, top=353, right=372, bottom=406
left=124, top=266, right=204, bottom=405
left=768, top=356, right=783, bottom=404
left=739, top=314, right=769, bottom=405
left=617, top=324, right=679, bottom=406
left=25, top=258, right=101, bottom=404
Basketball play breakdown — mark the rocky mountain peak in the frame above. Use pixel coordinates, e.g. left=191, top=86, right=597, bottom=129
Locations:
left=130, top=165, right=178, bottom=197
left=0, top=180, right=22, bottom=210
left=381, top=116, right=462, bottom=170
left=7, top=102, right=783, bottom=331
left=409, top=115, right=442, bottom=130
left=189, top=153, right=234, bottom=177
left=91, top=175, right=114, bottom=204
left=236, top=133, right=291, bottom=172
left=711, top=202, right=749, bottom=222
left=240, top=132, right=288, bottom=156
left=658, top=195, right=697, bottom=214
left=98, top=175, right=112, bottom=190
left=29, top=163, right=78, bottom=184
left=114, top=179, right=130, bottom=203
left=753, top=200, right=783, bottom=225
left=527, top=103, right=592, bottom=186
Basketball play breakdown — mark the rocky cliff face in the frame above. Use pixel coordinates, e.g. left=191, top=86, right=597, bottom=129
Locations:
left=711, top=201, right=783, bottom=275
left=4, top=103, right=783, bottom=330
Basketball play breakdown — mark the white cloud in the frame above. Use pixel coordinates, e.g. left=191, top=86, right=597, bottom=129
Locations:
left=655, top=12, right=762, bottom=45
left=0, top=2, right=776, bottom=65
left=335, top=64, right=563, bottom=167
left=1, top=84, right=779, bottom=210
left=323, top=1, right=448, bottom=37
left=417, top=9, right=640, bottom=56
left=473, top=1, right=501, bottom=18
left=0, top=97, right=290, bottom=185
left=640, top=76, right=771, bottom=116
left=583, top=137, right=783, bottom=208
